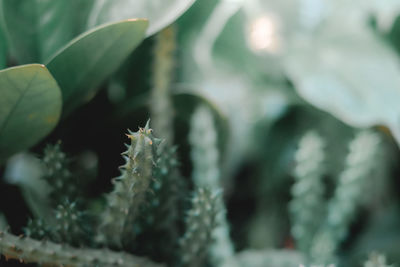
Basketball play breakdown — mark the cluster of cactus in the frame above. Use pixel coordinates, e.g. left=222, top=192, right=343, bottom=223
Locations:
left=290, top=130, right=387, bottom=266
left=0, top=19, right=396, bottom=267
left=0, top=116, right=394, bottom=267
left=0, top=118, right=225, bottom=267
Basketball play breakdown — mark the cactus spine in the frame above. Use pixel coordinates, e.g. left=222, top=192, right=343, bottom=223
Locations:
left=97, top=121, right=160, bottom=248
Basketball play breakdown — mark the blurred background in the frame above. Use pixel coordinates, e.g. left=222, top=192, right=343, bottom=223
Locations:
left=1, top=0, right=400, bottom=266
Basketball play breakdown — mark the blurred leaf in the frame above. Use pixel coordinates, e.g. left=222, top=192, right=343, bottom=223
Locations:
left=47, top=19, right=148, bottom=116
left=87, top=0, right=195, bottom=36
left=364, top=0, right=400, bottom=31
left=284, top=22, right=400, bottom=146
left=4, top=153, right=52, bottom=219
left=0, top=4, right=6, bottom=69
left=0, top=64, right=62, bottom=163
left=1, top=0, right=80, bottom=63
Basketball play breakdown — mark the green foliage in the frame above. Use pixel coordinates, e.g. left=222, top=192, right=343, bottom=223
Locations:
left=47, top=19, right=148, bottom=116
left=0, top=1, right=399, bottom=267
left=87, top=0, right=196, bottom=36
left=0, top=64, right=61, bottom=163
left=2, top=0, right=79, bottom=63
left=0, top=7, right=6, bottom=70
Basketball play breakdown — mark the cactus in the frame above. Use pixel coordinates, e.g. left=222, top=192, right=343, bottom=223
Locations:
left=150, top=25, right=177, bottom=144
left=290, top=131, right=326, bottom=255
left=310, top=130, right=382, bottom=264
left=25, top=200, right=91, bottom=246
left=53, top=199, right=91, bottom=246
left=179, top=187, right=221, bottom=267
left=42, top=142, right=79, bottom=204
left=24, top=218, right=53, bottom=241
left=134, top=144, right=186, bottom=263
left=97, top=121, right=161, bottom=248
left=142, top=145, right=181, bottom=230
left=0, top=230, right=164, bottom=267
left=189, top=104, right=236, bottom=266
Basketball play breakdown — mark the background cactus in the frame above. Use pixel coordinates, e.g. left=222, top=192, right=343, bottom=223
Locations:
left=289, top=131, right=326, bottom=257
left=179, top=187, right=221, bottom=267
left=1, top=1, right=400, bottom=267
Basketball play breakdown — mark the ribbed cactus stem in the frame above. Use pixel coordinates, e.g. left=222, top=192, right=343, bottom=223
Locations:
left=150, top=25, right=176, bottom=144
left=98, top=121, right=160, bottom=248
left=53, top=200, right=89, bottom=246
left=189, top=105, right=219, bottom=187
left=310, top=130, right=381, bottom=264
left=289, top=131, right=326, bottom=255
left=144, top=145, right=182, bottom=231
left=42, top=142, right=77, bottom=204
left=179, top=187, right=221, bottom=267
left=189, top=105, right=236, bottom=266
left=0, top=230, right=164, bottom=267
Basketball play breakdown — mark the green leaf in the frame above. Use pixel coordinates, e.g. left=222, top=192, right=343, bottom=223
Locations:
left=0, top=4, right=7, bottom=69
left=47, top=19, right=148, bottom=116
left=1, top=0, right=81, bottom=63
left=87, top=0, right=195, bottom=36
left=284, top=21, right=400, bottom=146
left=0, top=64, right=62, bottom=163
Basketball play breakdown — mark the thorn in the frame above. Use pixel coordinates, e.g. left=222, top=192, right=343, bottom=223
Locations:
left=126, top=134, right=135, bottom=140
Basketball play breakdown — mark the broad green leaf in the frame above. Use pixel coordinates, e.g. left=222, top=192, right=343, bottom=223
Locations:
left=256, top=0, right=400, bottom=145
left=47, top=19, right=148, bottom=116
left=284, top=18, right=400, bottom=146
left=1, top=0, right=80, bottom=63
left=87, top=0, right=195, bottom=36
left=0, top=64, right=62, bottom=163
left=0, top=4, right=7, bottom=69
